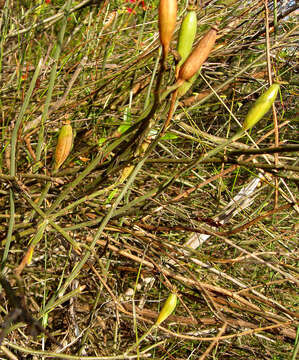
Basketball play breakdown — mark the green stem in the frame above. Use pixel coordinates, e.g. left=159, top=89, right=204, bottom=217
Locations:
left=155, top=130, right=245, bottom=197
left=43, top=154, right=149, bottom=311
left=125, top=325, right=156, bottom=356
left=45, top=134, right=129, bottom=215
left=4, top=341, right=150, bottom=359
left=2, top=58, right=43, bottom=272
left=19, top=191, right=80, bottom=250
left=40, top=286, right=83, bottom=316
left=273, top=0, right=278, bottom=38
left=48, top=183, right=118, bottom=222
left=10, top=58, right=43, bottom=176
left=0, top=0, right=10, bottom=83
left=1, top=190, right=14, bottom=271
left=144, top=47, right=160, bottom=110
left=27, top=181, right=51, bottom=220
left=291, top=326, right=299, bottom=360
left=35, top=0, right=72, bottom=162
left=74, top=52, right=165, bottom=195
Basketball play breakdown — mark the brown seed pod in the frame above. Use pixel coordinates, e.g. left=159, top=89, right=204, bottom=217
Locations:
left=54, top=123, right=73, bottom=171
left=178, top=26, right=217, bottom=82
left=118, top=165, right=134, bottom=184
left=159, top=0, right=177, bottom=62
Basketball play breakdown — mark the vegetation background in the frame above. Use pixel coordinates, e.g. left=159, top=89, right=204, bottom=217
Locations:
left=0, top=0, right=298, bottom=359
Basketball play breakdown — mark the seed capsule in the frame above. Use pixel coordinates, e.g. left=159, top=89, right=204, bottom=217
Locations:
left=54, top=123, right=73, bottom=171
left=155, top=293, right=177, bottom=326
left=178, top=26, right=217, bottom=82
left=177, top=9, right=197, bottom=74
left=159, top=0, right=177, bottom=62
left=119, top=165, right=134, bottom=184
left=243, top=83, right=280, bottom=130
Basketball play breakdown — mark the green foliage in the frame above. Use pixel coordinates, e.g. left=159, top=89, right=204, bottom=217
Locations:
left=0, top=1, right=297, bottom=359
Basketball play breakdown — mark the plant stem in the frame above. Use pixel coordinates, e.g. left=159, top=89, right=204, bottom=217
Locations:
left=35, top=0, right=72, bottom=162
left=125, top=325, right=156, bottom=356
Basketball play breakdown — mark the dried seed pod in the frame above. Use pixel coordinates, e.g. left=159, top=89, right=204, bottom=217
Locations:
left=159, top=0, right=177, bottom=61
left=54, top=123, right=73, bottom=171
left=243, top=83, right=280, bottom=131
left=119, top=165, right=134, bottom=184
left=155, top=293, right=177, bottom=326
left=178, top=26, right=217, bottom=82
left=177, top=8, right=197, bottom=75
left=118, top=138, right=150, bottom=183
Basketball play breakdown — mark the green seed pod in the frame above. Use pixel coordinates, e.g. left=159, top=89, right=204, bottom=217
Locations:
left=155, top=293, right=177, bottom=326
left=177, top=10, right=197, bottom=70
left=54, top=123, right=73, bottom=171
left=243, top=83, right=280, bottom=131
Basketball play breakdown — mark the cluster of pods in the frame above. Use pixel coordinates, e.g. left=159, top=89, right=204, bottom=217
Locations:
left=54, top=1, right=280, bottom=174
left=158, top=0, right=280, bottom=131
